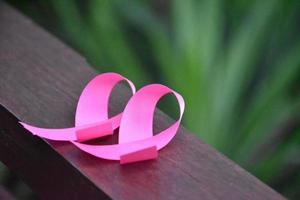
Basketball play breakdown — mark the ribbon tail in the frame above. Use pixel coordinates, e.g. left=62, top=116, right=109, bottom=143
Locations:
left=19, top=122, right=77, bottom=141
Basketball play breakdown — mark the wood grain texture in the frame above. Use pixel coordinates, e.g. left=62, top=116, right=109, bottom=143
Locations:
left=0, top=2, right=285, bottom=200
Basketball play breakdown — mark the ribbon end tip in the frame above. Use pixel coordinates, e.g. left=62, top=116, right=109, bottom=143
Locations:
left=120, top=146, right=158, bottom=164
left=75, top=121, right=114, bottom=142
left=19, top=121, right=25, bottom=127
left=18, top=122, right=36, bottom=135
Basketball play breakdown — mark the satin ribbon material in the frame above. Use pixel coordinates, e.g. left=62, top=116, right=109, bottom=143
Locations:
left=20, top=73, right=185, bottom=164
left=20, top=72, right=136, bottom=142
left=72, top=84, right=185, bottom=164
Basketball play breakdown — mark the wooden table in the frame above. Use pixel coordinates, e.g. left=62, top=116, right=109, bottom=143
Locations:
left=0, top=2, right=285, bottom=200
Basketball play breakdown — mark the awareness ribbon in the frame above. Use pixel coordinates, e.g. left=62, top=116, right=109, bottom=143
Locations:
left=20, top=73, right=185, bottom=164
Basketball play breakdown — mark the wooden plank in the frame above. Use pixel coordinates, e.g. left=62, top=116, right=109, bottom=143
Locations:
left=0, top=2, right=285, bottom=200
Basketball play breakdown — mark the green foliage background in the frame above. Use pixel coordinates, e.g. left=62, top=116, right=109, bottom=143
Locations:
left=4, top=0, right=300, bottom=199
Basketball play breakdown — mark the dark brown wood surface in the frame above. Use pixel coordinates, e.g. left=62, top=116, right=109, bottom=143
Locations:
left=0, top=2, right=285, bottom=200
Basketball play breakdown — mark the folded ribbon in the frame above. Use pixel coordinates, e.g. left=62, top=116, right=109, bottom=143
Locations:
left=72, top=84, right=185, bottom=164
left=20, top=72, right=136, bottom=142
left=20, top=73, right=185, bottom=164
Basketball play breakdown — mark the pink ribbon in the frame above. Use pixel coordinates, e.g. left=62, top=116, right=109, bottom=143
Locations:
left=20, top=73, right=136, bottom=142
left=20, top=73, right=185, bottom=164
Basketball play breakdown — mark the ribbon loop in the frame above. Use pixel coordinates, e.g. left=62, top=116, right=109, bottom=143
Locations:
left=21, top=72, right=135, bottom=142
left=20, top=73, right=185, bottom=164
left=73, top=84, right=185, bottom=164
